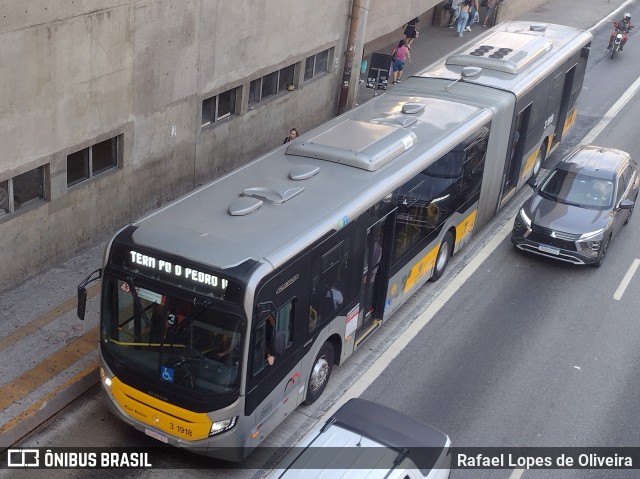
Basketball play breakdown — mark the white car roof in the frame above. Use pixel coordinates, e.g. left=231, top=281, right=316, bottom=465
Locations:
left=269, top=399, right=451, bottom=479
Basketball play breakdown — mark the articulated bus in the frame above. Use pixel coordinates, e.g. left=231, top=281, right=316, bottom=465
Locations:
left=78, top=22, right=591, bottom=461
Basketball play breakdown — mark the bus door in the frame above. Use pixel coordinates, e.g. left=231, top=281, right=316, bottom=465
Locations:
left=356, top=215, right=390, bottom=345
left=551, top=65, right=577, bottom=150
left=501, top=105, right=531, bottom=205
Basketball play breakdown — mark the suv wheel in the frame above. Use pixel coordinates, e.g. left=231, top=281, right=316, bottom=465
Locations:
left=593, top=235, right=611, bottom=268
left=624, top=194, right=636, bottom=225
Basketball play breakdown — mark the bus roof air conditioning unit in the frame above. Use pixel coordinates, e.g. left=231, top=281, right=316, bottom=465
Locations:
left=285, top=119, right=417, bottom=171
left=446, top=30, right=553, bottom=74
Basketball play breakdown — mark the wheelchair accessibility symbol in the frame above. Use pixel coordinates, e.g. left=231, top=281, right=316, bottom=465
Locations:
left=160, top=366, right=174, bottom=382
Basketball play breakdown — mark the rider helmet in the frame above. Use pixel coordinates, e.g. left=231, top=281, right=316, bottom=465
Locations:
left=624, top=13, right=631, bottom=21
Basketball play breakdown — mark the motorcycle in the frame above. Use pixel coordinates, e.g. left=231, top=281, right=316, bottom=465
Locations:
left=610, top=25, right=633, bottom=59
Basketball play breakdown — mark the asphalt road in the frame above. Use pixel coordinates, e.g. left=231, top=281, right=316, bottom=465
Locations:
left=360, top=10, right=640, bottom=479
left=4, top=5, right=640, bottom=479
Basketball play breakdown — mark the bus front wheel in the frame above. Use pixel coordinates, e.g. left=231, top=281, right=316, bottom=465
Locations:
left=430, top=232, right=453, bottom=282
left=303, top=342, right=334, bottom=405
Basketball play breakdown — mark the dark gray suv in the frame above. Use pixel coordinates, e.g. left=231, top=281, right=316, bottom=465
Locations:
left=511, top=145, right=639, bottom=267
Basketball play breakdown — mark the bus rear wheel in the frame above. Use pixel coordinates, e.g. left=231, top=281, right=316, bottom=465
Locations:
left=304, top=342, right=334, bottom=405
left=533, top=143, right=547, bottom=178
left=430, top=231, right=453, bottom=282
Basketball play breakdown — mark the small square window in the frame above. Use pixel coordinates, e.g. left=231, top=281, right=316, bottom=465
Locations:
left=92, top=137, right=118, bottom=174
left=0, top=166, right=46, bottom=217
left=304, top=57, right=315, bottom=81
left=278, top=65, right=295, bottom=92
left=261, top=71, right=278, bottom=100
left=316, top=50, right=329, bottom=74
left=217, top=89, right=236, bottom=120
left=202, top=96, right=216, bottom=126
left=67, top=148, right=90, bottom=186
left=0, top=179, right=9, bottom=216
left=305, top=49, right=332, bottom=82
left=249, top=79, right=261, bottom=105
left=66, top=135, right=121, bottom=187
left=12, top=167, right=44, bottom=210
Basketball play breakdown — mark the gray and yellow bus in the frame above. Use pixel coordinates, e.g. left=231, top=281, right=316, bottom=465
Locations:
left=78, top=22, right=591, bottom=461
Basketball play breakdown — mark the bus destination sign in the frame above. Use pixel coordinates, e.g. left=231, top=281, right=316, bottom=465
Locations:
left=128, top=250, right=228, bottom=293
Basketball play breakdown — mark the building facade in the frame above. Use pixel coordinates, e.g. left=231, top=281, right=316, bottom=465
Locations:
left=0, top=0, right=451, bottom=290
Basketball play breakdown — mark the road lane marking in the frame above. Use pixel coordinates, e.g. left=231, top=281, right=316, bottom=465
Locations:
left=317, top=20, right=640, bottom=425
left=318, top=215, right=517, bottom=422
left=0, top=362, right=98, bottom=436
left=579, top=74, right=640, bottom=146
left=613, top=259, right=640, bottom=300
left=0, top=327, right=99, bottom=411
left=0, top=282, right=101, bottom=354
left=589, top=0, right=636, bottom=31
left=509, top=468, right=525, bottom=479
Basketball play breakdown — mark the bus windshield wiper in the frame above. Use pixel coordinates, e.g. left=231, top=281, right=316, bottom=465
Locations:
left=126, top=276, right=151, bottom=330
left=159, top=299, right=214, bottom=366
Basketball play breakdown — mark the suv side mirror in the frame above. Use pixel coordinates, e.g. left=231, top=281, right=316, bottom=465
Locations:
left=619, top=199, right=634, bottom=210
left=527, top=177, right=538, bottom=189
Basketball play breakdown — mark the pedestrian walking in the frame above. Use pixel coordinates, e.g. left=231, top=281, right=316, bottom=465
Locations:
left=448, top=0, right=464, bottom=29
left=464, top=0, right=479, bottom=32
left=482, top=0, right=498, bottom=27
left=403, top=17, right=419, bottom=49
left=390, top=40, right=411, bottom=84
left=456, top=0, right=472, bottom=37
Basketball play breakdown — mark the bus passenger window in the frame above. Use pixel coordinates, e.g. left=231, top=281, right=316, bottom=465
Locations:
left=308, top=239, right=350, bottom=333
left=253, top=301, right=295, bottom=375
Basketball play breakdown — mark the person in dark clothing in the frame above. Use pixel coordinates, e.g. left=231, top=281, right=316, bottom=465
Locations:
left=403, top=17, right=419, bottom=49
left=283, top=127, right=299, bottom=144
left=608, top=13, right=633, bottom=50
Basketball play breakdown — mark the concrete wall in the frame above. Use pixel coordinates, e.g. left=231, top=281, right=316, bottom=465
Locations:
left=496, top=0, right=550, bottom=24
left=0, top=0, right=348, bottom=290
left=0, top=0, right=543, bottom=291
left=365, top=0, right=440, bottom=44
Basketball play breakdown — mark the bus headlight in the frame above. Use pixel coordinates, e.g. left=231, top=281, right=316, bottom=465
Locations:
left=210, top=416, right=237, bottom=436
left=99, top=367, right=112, bottom=388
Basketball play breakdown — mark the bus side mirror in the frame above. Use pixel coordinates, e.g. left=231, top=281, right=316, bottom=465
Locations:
left=272, top=331, right=286, bottom=357
left=77, top=268, right=102, bottom=321
left=77, top=287, right=88, bottom=321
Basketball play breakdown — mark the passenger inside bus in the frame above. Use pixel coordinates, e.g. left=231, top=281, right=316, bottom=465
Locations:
left=148, top=303, right=168, bottom=342
left=207, top=332, right=239, bottom=360
left=265, top=314, right=276, bottom=366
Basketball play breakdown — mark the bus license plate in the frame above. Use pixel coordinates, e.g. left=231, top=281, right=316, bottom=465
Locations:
left=145, top=428, right=169, bottom=443
left=539, top=245, right=560, bottom=255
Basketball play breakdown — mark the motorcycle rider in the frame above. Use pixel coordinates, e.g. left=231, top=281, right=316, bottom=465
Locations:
left=608, top=13, right=633, bottom=51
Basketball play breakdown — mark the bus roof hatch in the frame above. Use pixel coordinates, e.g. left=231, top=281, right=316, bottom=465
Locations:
left=446, top=29, right=553, bottom=74
left=285, top=119, right=417, bottom=171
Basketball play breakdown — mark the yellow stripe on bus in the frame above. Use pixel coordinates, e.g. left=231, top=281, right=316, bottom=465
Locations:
left=111, top=377, right=212, bottom=441
left=403, top=210, right=477, bottom=293
left=455, top=209, right=477, bottom=246
left=563, top=108, right=577, bottom=135
left=404, top=246, right=438, bottom=293
left=521, top=147, right=540, bottom=180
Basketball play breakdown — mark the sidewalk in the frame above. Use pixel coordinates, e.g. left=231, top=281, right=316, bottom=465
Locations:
left=0, top=0, right=630, bottom=451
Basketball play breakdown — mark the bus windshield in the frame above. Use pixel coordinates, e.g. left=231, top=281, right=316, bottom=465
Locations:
left=101, top=277, right=243, bottom=395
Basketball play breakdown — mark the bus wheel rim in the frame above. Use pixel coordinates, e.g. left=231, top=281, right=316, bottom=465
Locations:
left=436, top=242, right=449, bottom=271
left=310, top=358, right=329, bottom=391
